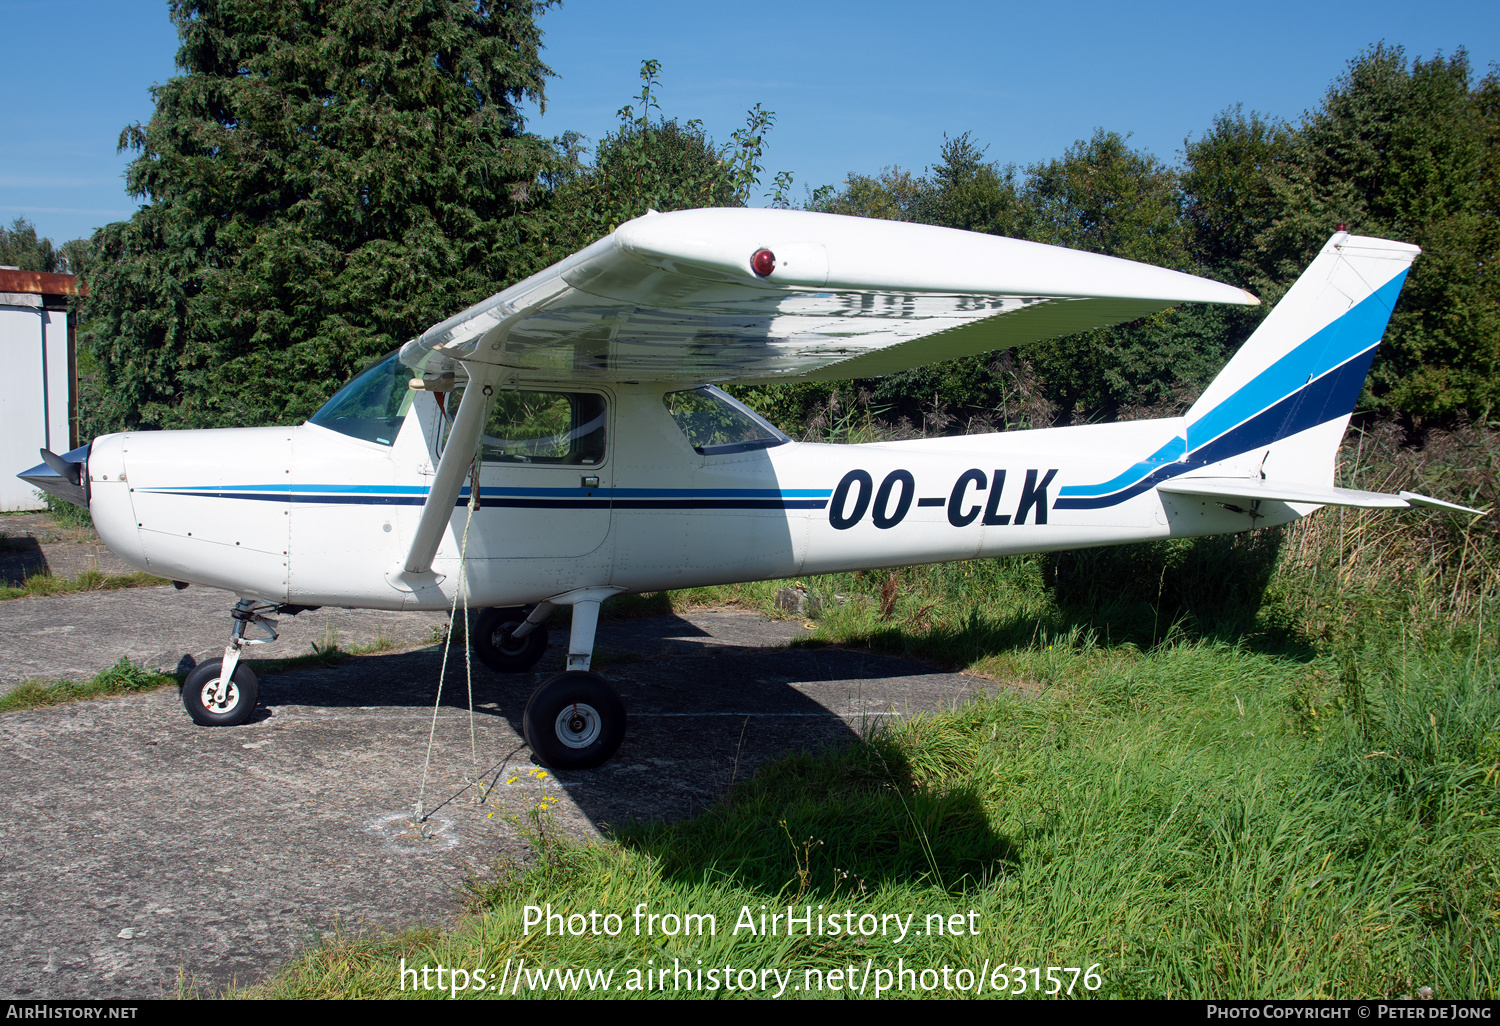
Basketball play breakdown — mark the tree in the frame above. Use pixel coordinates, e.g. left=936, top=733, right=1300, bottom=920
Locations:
left=1022, top=128, right=1186, bottom=266
left=0, top=217, right=89, bottom=274
left=910, top=133, right=1024, bottom=237
left=546, top=60, right=784, bottom=254
left=1018, top=130, right=1215, bottom=420
left=1181, top=106, right=1296, bottom=287
left=1253, top=46, right=1499, bottom=422
left=806, top=166, right=924, bottom=221
left=82, top=0, right=561, bottom=434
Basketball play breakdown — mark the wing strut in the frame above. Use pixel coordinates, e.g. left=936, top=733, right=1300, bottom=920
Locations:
left=400, top=362, right=499, bottom=577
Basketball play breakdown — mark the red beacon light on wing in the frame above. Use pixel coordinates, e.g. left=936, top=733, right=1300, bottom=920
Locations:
left=750, top=248, right=776, bottom=277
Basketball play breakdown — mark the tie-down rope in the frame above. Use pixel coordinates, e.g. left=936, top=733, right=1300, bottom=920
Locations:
left=413, top=445, right=486, bottom=822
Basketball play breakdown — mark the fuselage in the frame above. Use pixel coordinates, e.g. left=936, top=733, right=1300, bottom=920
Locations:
left=85, top=379, right=1301, bottom=611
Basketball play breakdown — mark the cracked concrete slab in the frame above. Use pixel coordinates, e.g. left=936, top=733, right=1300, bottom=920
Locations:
left=2, top=585, right=993, bottom=999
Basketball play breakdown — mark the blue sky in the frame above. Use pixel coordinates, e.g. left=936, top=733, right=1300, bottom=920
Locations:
left=2, top=0, right=1495, bottom=246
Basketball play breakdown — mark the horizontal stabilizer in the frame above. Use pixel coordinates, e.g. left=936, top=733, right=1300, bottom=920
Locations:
left=1398, top=490, right=1488, bottom=515
left=1158, top=477, right=1485, bottom=515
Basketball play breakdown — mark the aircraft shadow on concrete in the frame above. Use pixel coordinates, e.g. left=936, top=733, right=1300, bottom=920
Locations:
left=232, top=611, right=1011, bottom=883
left=0, top=536, right=50, bottom=586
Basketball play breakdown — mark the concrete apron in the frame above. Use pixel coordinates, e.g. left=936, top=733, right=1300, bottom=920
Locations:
left=1, top=597, right=990, bottom=999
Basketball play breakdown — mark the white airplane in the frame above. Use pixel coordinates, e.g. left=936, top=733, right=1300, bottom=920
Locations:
left=21, top=209, right=1482, bottom=770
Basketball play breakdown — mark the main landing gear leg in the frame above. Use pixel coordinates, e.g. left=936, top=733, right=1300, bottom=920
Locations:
left=565, top=598, right=600, bottom=672
left=522, top=589, right=626, bottom=770
left=182, top=598, right=280, bottom=727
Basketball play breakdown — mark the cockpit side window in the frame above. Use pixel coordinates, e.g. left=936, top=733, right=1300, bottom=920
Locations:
left=443, top=389, right=607, bottom=465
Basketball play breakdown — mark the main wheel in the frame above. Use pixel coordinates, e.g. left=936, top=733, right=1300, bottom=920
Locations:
left=522, top=672, right=626, bottom=770
left=474, top=606, right=549, bottom=673
left=182, top=658, right=259, bottom=726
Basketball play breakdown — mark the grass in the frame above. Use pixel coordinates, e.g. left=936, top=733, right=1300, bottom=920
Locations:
left=40, top=491, right=93, bottom=528
left=1, top=505, right=165, bottom=599
left=0, top=626, right=409, bottom=714
left=0, top=567, right=168, bottom=600
left=0, top=658, right=179, bottom=713
left=248, top=627, right=1498, bottom=999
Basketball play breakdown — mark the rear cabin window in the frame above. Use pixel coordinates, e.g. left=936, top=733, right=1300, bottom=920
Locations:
left=663, top=386, right=789, bottom=455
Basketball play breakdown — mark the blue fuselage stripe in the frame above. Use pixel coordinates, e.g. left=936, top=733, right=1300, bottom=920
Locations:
left=1054, top=349, right=1379, bottom=510
left=137, top=486, right=828, bottom=511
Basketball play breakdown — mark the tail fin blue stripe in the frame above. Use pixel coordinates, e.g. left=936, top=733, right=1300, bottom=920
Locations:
left=1055, top=339, right=1383, bottom=510
left=1059, top=435, right=1184, bottom=498
left=1184, top=269, right=1406, bottom=450
left=1057, top=267, right=1406, bottom=505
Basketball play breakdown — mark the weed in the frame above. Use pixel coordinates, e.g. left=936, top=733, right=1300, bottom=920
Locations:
left=0, top=568, right=166, bottom=601
left=41, top=492, right=92, bottom=528
left=0, top=658, right=178, bottom=713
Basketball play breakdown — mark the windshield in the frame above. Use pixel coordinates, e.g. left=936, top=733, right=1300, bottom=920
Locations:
left=664, top=386, right=788, bottom=455
left=307, top=353, right=416, bottom=446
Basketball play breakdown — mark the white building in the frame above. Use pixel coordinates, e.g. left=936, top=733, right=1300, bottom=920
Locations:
left=2, top=268, right=79, bottom=511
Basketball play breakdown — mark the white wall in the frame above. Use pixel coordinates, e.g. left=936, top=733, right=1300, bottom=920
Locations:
left=1, top=298, right=72, bottom=511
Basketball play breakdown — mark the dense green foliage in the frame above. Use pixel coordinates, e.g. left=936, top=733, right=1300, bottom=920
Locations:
left=0, top=217, right=87, bottom=274
left=1258, top=47, right=1499, bottom=420
left=73, top=24, right=1497, bottom=434
left=80, top=0, right=562, bottom=433
left=758, top=45, right=1499, bottom=430
left=540, top=60, right=778, bottom=254
left=76, top=18, right=782, bottom=436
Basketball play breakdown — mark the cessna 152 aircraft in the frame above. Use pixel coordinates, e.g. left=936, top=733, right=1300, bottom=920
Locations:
left=21, top=208, right=1481, bottom=770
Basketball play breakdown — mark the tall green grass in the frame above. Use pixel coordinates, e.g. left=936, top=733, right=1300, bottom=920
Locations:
left=252, top=632, right=1496, bottom=999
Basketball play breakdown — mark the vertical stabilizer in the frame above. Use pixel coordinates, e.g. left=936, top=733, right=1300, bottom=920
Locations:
left=1181, top=233, right=1419, bottom=485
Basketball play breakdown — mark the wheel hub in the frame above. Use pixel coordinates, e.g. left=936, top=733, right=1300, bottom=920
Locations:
left=554, top=702, right=602, bottom=749
left=202, top=678, right=238, bottom=712
left=495, top=624, right=525, bottom=656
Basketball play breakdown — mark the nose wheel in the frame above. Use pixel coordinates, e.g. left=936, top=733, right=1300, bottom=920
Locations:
left=523, top=671, right=625, bottom=770
left=182, top=659, right=260, bottom=726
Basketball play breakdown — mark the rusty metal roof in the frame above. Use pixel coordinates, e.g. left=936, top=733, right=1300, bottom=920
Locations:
left=0, top=269, right=86, bottom=297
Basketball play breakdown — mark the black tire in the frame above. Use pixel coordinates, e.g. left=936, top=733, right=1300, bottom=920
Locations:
left=474, top=606, right=549, bottom=673
left=182, top=658, right=259, bottom=726
left=523, top=672, right=626, bottom=770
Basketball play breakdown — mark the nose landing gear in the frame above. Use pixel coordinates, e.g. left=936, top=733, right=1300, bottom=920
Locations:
left=181, top=598, right=290, bottom=726
left=182, top=659, right=259, bottom=726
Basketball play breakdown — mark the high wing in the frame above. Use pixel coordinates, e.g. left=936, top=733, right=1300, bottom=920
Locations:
left=398, top=208, right=1259, bottom=384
